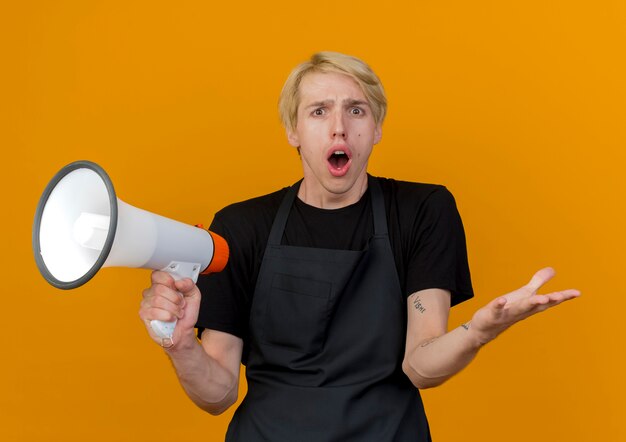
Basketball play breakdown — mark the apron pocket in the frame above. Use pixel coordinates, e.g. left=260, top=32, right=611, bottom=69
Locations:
left=263, top=273, right=332, bottom=354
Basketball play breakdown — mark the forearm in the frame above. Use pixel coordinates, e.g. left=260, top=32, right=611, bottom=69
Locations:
left=165, top=331, right=238, bottom=415
left=403, top=268, right=581, bottom=390
left=402, top=321, right=484, bottom=389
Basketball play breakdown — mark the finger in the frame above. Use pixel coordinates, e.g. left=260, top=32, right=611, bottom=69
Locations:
left=153, top=283, right=185, bottom=306
left=145, top=307, right=178, bottom=323
left=543, top=289, right=581, bottom=303
left=150, top=294, right=185, bottom=319
left=527, top=290, right=580, bottom=313
left=138, top=304, right=150, bottom=322
left=529, top=294, right=552, bottom=306
left=139, top=307, right=177, bottom=331
left=174, top=278, right=200, bottom=299
left=140, top=291, right=184, bottom=320
left=151, top=270, right=176, bottom=289
left=556, top=289, right=581, bottom=298
left=526, top=267, right=556, bottom=293
left=531, top=289, right=580, bottom=303
left=141, top=287, right=153, bottom=300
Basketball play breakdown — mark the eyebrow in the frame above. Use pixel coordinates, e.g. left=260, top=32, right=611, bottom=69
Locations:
left=304, top=100, right=332, bottom=110
left=344, top=99, right=370, bottom=107
left=304, top=99, right=371, bottom=109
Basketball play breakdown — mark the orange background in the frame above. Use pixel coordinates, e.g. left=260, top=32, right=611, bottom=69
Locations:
left=2, top=1, right=624, bottom=441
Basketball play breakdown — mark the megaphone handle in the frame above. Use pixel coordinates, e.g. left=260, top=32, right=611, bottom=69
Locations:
left=150, top=318, right=177, bottom=339
left=150, top=261, right=201, bottom=339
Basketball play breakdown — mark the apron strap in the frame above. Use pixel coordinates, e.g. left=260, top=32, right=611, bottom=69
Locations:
left=267, top=175, right=388, bottom=246
left=267, top=180, right=301, bottom=246
left=368, top=175, right=388, bottom=236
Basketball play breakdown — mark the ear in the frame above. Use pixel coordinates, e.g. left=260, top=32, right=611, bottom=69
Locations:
left=287, top=128, right=300, bottom=147
left=373, top=124, right=383, bottom=145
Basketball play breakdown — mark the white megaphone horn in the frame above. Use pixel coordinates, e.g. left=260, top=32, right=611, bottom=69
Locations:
left=32, top=160, right=229, bottom=340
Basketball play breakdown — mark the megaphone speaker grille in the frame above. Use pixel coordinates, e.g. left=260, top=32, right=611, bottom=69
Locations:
left=33, top=161, right=118, bottom=289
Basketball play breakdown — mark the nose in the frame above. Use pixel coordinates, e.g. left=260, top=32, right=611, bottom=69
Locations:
left=332, top=112, right=346, bottom=138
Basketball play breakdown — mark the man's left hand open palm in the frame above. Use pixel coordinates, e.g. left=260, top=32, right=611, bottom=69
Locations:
left=470, top=267, right=581, bottom=344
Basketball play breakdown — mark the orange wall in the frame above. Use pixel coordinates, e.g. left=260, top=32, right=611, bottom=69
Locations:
left=2, top=1, right=624, bottom=441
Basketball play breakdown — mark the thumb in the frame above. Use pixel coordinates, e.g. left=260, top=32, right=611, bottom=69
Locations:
left=490, top=296, right=507, bottom=318
left=174, top=278, right=200, bottom=298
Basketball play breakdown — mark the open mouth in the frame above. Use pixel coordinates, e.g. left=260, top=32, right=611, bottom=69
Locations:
left=328, top=150, right=350, bottom=170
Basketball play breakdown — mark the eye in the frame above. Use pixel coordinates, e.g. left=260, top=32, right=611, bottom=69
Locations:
left=349, top=107, right=363, bottom=116
left=313, top=108, right=325, bottom=116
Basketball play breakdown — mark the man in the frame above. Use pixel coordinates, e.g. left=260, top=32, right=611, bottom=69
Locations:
left=139, top=52, right=579, bottom=441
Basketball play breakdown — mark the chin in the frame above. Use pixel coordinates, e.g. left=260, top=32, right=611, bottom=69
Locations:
left=325, top=176, right=359, bottom=195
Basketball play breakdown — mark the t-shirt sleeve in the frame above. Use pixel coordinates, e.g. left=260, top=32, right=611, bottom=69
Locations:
left=405, top=186, right=473, bottom=306
left=195, top=211, right=251, bottom=340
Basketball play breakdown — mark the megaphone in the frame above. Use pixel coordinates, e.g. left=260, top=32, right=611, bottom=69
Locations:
left=32, top=160, right=229, bottom=340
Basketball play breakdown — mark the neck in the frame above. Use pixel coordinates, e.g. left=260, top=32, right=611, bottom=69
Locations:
left=297, top=173, right=369, bottom=209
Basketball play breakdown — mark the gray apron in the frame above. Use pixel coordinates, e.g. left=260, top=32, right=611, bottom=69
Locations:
left=226, top=176, right=431, bottom=441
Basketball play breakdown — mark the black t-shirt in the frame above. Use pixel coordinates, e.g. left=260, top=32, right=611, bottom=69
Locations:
left=196, top=176, right=474, bottom=340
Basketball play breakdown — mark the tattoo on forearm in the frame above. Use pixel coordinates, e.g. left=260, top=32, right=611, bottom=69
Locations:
left=412, top=296, right=426, bottom=313
left=461, top=322, right=470, bottom=330
left=420, top=338, right=437, bottom=348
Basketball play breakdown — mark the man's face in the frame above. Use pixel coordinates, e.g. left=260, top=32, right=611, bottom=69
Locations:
left=287, top=71, right=382, bottom=207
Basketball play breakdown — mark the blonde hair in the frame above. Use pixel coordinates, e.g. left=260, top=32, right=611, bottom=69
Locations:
left=278, top=52, right=387, bottom=133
